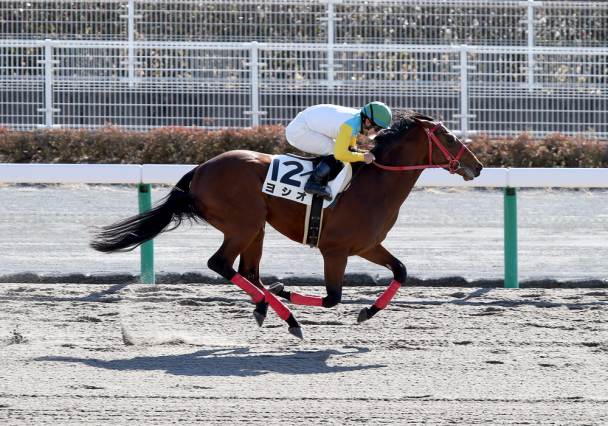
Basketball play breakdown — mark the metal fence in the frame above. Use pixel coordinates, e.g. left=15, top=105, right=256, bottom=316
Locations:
left=1, top=0, right=607, bottom=137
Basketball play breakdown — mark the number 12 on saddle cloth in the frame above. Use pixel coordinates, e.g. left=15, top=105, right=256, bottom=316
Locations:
left=262, top=155, right=352, bottom=208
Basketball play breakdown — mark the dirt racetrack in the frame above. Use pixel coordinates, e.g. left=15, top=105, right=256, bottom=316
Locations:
left=1, top=283, right=606, bottom=424
left=2, top=185, right=608, bottom=283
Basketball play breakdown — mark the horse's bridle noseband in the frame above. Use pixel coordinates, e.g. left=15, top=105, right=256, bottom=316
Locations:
left=373, top=122, right=469, bottom=174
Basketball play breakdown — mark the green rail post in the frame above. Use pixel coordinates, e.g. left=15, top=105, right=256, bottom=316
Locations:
left=504, top=187, right=518, bottom=288
left=138, top=183, right=155, bottom=284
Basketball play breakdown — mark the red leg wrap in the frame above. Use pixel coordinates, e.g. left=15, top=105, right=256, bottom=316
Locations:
left=263, top=288, right=292, bottom=321
left=373, top=280, right=401, bottom=310
left=291, top=292, right=324, bottom=307
left=230, top=274, right=265, bottom=304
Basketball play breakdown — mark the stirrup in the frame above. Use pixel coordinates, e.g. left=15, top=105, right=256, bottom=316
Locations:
left=304, top=183, right=332, bottom=201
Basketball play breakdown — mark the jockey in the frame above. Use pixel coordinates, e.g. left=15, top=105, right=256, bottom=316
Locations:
left=285, top=102, right=392, bottom=200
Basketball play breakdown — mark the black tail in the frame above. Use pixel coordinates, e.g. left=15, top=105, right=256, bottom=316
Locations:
left=91, top=169, right=200, bottom=253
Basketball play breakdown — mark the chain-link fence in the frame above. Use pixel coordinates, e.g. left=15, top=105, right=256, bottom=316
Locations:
left=1, top=1, right=606, bottom=136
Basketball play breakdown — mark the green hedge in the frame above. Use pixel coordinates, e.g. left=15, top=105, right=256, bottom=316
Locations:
left=0, top=126, right=299, bottom=164
left=469, top=133, right=608, bottom=168
left=0, top=126, right=606, bottom=167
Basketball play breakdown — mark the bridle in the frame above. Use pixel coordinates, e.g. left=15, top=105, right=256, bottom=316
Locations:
left=372, top=122, right=469, bottom=174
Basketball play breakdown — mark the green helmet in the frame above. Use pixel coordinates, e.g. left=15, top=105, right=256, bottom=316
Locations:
left=361, top=101, right=392, bottom=129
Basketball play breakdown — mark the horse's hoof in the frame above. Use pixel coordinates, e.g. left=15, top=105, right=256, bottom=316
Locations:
left=253, top=302, right=268, bottom=327
left=268, top=282, right=284, bottom=295
left=253, top=310, right=266, bottom=327
left=288, top=326, right=304, bottom=340
left=357, top=307, right=369, bottom=323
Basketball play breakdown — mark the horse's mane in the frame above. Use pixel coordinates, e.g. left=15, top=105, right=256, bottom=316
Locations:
left=372, top=110, right=434, bottom=151
left=352, top=110, right=435, bottom=173
left=378, top=110, right=433, bottom=141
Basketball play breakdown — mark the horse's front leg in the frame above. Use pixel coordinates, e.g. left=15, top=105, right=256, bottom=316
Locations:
left=356, top=244, right=406, bottom=323
left=269, top=252, right=347, bottom=309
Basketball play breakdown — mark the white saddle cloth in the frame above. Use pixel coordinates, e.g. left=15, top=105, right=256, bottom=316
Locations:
left=262, top=155, right=352, bottom=208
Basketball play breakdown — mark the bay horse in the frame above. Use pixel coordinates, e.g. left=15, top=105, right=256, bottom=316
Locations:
left=91, top=111, right=483, bottom=339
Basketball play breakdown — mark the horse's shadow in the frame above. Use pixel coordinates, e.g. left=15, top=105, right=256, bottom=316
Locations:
left=35, top=346, right=385, bottom=377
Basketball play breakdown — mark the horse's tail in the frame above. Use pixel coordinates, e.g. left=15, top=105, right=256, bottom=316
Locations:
left=90, top=168, right=200, bottom=253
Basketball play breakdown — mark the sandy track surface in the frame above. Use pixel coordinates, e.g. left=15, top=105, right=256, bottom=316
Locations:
left=2, top=185, right=608, bottom=281
left=1, top=283, right=607, bottom=424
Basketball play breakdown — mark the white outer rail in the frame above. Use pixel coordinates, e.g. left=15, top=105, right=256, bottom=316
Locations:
left=1, top=164, right=608, bottom=187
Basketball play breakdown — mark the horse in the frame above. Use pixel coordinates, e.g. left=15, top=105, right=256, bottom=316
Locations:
left=91, top=111, right=483, bottom=339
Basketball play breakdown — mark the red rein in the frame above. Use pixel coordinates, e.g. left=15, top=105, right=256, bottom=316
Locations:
left=373, top=122, right=468, bottom=174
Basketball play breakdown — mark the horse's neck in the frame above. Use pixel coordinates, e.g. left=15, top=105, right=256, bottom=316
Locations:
left=368, top=135, right=428, bottom=202
left=356, top=166, right=423, bottom=213
left=382, top=169, right=423, bottom=209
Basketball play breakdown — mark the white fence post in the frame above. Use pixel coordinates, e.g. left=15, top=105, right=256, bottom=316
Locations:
left=527, top=0, right=536, bottom=89
left=248, top=41, right=261, bottom=127
left=37, top=39, right=60, bottom=128
left=454, top=45, right=474, bottom=138
left=120, top=0, right=142, bottom=86
left=320, top=0, right=342, bottom=87
left=325, top=0, right=336, bottom=87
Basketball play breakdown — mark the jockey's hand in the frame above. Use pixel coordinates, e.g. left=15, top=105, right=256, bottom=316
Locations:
left=363, top=152, right=375, bottom=164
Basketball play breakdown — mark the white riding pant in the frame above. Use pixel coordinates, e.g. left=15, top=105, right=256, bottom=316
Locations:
left=285, top=114, right=334, bottom=156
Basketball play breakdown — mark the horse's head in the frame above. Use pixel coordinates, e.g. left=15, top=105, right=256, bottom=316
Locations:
left=372, top=112, right=483, bottom=181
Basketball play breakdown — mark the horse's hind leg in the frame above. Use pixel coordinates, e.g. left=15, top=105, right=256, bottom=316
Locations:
left=238, top=229, right=269, bottom=327
left=208, top=232, right=302, bottom=339
left=356, top=244, right=407, bottom=323
left=269, top=251, right=347, bottom=310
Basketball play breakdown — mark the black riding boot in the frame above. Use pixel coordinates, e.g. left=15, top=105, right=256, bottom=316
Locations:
left=304, top=157, right=333, bottom=201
